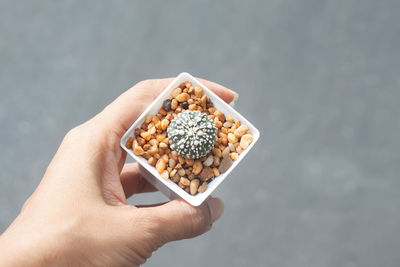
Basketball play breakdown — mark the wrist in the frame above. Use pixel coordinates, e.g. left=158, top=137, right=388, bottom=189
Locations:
left=0, top=225, right=69, bottom=266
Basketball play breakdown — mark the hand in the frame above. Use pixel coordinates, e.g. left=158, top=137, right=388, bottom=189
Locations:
left=0, top=78, right=237, bottom=266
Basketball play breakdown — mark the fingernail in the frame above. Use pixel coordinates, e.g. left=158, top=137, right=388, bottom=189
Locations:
left=232, top=91, right=239, bottom=102
left=229, top=90, right=239, bottom=107
left=207, top=197, right=224, bottom=222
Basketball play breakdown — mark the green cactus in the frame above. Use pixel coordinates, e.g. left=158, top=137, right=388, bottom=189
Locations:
left=167, top=110, right=217, bottom=159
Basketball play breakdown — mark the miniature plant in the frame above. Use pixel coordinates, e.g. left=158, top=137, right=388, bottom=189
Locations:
left=126, top=81, right=254, bottom=195
left=167, top=110, right=217, bottom=159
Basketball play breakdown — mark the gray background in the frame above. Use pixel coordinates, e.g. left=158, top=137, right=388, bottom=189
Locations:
left=1, top=0, right=400, bottom=266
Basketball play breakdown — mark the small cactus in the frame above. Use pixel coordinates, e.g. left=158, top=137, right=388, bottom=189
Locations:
left=167, top=111, right=217, bottom=159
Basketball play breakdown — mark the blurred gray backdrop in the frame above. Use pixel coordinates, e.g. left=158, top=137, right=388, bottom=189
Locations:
left=1, top=1, right=400, bottom=266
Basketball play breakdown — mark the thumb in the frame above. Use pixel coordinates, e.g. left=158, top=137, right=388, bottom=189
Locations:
left=142, top=197, right=224, bottom=244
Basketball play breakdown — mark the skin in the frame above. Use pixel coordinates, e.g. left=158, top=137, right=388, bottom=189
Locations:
left=0, top=78, right=236, bottom=266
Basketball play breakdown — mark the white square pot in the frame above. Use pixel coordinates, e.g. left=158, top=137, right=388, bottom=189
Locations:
left=120, top=72, right=260, bottom=206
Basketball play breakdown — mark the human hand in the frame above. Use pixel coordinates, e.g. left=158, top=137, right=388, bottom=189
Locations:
left=0, top=78, right=237, bottom=266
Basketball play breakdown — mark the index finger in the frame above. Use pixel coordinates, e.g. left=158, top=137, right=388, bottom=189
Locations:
left=100, top=78, right=238, bottom=136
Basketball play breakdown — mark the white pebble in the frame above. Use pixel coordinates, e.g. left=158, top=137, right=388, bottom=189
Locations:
left=203, top=155, right=214, bottom=167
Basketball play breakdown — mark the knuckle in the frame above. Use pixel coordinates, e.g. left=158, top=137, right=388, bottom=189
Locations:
left=60, top=126, right=86, bottom=150
left=20, top=196, right=33, bottom=212
left=177, top=201, right=210, bottom=237
left=134, top=79, right=152, bottom=88
left=134, top=210, right=167, bottom=250
left=136, top=210, right=163, bottom=238
left=142, top=217, right=162, bottom=236
left=64, top=126, right=82, bottom=142
left=63, top=124, right=94, bottom=146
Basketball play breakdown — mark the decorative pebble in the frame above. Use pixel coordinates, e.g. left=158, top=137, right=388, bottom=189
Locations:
left=198, top=182, right=208, bottom=193
left=192, top=160, right=203, bottom=175
left=178, top=168, right=186, bottom=177
left=227, top=133, right=237, bottom=144
left=218, top=157, right=233, bottom=174
left=156, top=159, right=166, bottom=173
left=162, top=99, right=172, bottom=111
left=180, top=177, right=191, bottom=186
left=176, top=93, right=190, bottom=102
left=190, top=179, right=200, bottom=195
left=168, top=158, right=176, bottom=169
left=213, top=167, right=220, bottom=177
left=170, top=88, right=182, bottom=98
left=199, top=167, right=214, bottom=181
left=222, top=146, right=230, bottom=158
left=171, top=99, right=178, bottom=110
left=160, top=170, right=169, bottom=180
left=234, top=125, right=249, bottom=138
left=203, top=155, right=214, bottom=167
left=228, top=143, right=236, bottom=152
left=213, top=156, right=220, bottom=166
left=230, top=152, right=239, bottom=161
left=223, top=121, right=233, bottom=128
left=194, top=86, right=203, bottom=97
left=240, top=134, right=254, bottom=150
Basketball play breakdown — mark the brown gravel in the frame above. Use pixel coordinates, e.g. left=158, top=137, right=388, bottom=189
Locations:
left=199, top=167, right=214, bottom=181
left=218, top=157, right=233, bottom=174
left=198, top=182, right=208, bottom=193
left=190, top=179, right=200, bottom=195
